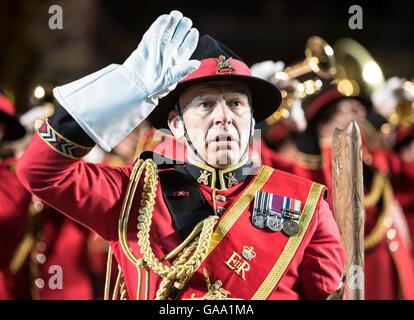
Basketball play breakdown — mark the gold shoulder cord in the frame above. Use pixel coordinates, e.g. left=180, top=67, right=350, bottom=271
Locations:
left=108, top=158, right=218, bottom=300
left=104, top=159, right=144, bottom=300
left=364, top=173, right=393, bottom=250
left=364, top=172, right=386, bottom=208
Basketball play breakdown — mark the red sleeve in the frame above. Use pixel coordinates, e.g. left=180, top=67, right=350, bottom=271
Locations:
left=16, top=133, right=132, bottom=240
left=300, top=198, right=345, bottom=299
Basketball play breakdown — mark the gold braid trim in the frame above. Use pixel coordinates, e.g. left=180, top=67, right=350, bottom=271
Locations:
left=112, top=267, right=122, bottom=300
left=118, top=158, right=219, bottom=300
left=364, top=172, right=386, bottom=208
left=120, top=273, right=129, bottom=300
left=292, top=145, right=323, bottom=170
left=364, top=177, right=393, bottom=250
left=104, top=246, right=114, bottom=300
left=118, top=159, right=145, bottom=265
left=252, top=182, right=324, bottom=300
left=9, top=199, right=43, bottom=274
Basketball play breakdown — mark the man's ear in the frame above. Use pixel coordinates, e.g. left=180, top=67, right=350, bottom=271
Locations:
left=168, top=110, right=184, bottom=139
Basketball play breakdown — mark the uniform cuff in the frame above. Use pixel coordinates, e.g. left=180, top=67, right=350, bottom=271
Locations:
left=37, top=120, right=93, bottom=159
left=47, top=107, right=96, bottom=148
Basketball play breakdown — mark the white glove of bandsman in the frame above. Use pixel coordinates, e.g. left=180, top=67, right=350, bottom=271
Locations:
left=251, top=60, right=307, bottom=132
left=371, top=77, right=413, bottom=119
left=53, top=11, right=200, bottom=151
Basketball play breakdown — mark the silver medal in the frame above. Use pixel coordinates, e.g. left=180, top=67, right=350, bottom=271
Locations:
left=265, top=216, right=283, bottom=232
left=252, top=213, right=266, bottom=229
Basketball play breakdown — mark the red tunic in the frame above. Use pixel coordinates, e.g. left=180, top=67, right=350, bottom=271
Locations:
left=16, top=133, right=345, bottom=299
left=31, top=206, right=94, bottom=300
left=0, top=157, right=31, bottom=299
left=389, top=151, right=414, bottom=256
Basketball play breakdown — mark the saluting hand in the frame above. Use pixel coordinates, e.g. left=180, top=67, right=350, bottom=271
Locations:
left=52, top=10, right=200, bottom=151
left=122, top=10, right=200, bottom=103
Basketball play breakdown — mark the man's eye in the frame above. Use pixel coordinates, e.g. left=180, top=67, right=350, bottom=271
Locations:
left=200, top=102, right=213, bottom=109
left=229, top=100, right=243, bottom=108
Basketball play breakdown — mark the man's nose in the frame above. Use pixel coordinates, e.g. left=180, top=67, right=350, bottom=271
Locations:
left=213, top=100, right=232, bottom=126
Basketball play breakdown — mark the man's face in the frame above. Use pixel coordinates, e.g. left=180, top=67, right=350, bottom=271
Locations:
left=317, top=98, right=366, bottom=144
left=169, top=81, right=253, bottom=169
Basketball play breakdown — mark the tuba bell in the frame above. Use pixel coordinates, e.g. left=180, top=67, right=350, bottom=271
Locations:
left=333, top=38, right=384, bottom=98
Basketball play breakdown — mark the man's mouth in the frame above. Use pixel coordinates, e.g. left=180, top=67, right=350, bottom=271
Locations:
left=208, top=134, right=238, bottom=149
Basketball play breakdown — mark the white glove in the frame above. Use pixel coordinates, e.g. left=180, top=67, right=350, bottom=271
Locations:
left=20, top=105, right=54, bottom=132
left=290, top=100, right=307, bottom=132
left=53, top=10, right=200, bottom=151
left=250, top=60, right=285, bottom=81
left=371, top=77, right=404, bottom=119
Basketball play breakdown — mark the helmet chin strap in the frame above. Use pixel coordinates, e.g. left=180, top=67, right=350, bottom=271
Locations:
left=174, top=103, right=254, bottom=168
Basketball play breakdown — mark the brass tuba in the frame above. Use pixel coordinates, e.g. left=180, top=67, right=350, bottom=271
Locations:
left=333, top=38, right=384, bottom=98
left=266, top=36, right=337, bottom=126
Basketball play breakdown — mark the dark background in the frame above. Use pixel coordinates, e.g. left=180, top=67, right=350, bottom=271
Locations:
left=0, top=0, right=413, bottom=112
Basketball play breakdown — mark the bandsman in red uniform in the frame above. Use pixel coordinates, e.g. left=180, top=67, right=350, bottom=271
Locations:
left=8, top=91, right=95, bottom=300
left=17, top=11, right=344, bottom=300
left=260, top=84, right=414, bottom=299
left=390, top=126, right=414, bottom=258
left=0, top=91, right=31, bottom=299
left=371, top=77, right=414, bottom=259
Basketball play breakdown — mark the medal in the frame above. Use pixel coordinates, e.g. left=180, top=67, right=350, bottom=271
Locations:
left=265, top=216, right=283, bottom=232
left=253, top=191, right=302, bottom=233
left=252, top=213, right=266, bottom=229
left=283, top=220, right=299, bottom=237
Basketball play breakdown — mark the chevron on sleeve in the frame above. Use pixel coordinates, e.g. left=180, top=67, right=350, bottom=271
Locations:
left=37, top=120, right=92, bottom=159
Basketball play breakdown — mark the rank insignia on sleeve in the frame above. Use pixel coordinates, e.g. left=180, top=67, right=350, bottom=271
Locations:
left=252, top=191, right=302, bottom=236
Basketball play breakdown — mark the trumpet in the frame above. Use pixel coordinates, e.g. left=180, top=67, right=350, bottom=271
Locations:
left=266, top=36, right=337, bottom=126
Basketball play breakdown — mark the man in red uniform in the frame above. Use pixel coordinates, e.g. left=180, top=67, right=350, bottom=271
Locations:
left=17, top=11, right=344, bottom=300
left=389, top=126, right=414, bottom=257
left=261, top=85, right=414, bottom=299
left=0, top=91, right=31, bottom=299
left=1, top=93, right=95, bottom=300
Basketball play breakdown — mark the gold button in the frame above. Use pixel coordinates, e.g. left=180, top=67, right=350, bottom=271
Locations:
left=389, top=241, right=399, bottom=252
left=35, top=278, right=45, bottom=289
left=216, top=207, right=226, bottom=215
left=37, top=241, right=47, bottom=252
left=215, top=195, right=226, bottom=202
left=386, top=229, right=396, bottom=240
left=35, top=253, right=46, bottom=264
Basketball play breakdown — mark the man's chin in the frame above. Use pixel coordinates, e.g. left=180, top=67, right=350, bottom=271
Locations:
left=208, top=150, right=240, bottom=168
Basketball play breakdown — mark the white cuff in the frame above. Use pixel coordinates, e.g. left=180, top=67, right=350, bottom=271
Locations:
left=53, top=64, right=156, bottom=152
